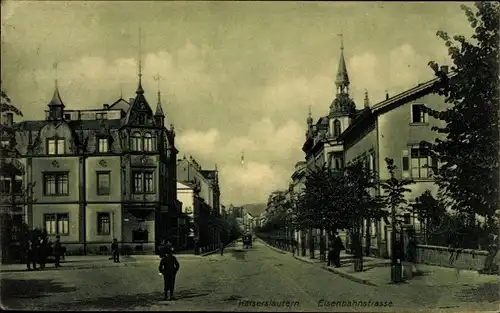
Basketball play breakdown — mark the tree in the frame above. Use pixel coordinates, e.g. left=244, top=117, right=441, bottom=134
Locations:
left=342, top=162, right=386, bottom=271
left=410, top=190, right=446, bottom=244
left=380, top=158, right=414, bottom=282
left=423, top=2, right=499, bottom=272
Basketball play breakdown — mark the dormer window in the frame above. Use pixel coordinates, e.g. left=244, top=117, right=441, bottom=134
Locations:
left=131, top=132, right=142, bottom=151
left=96, top=113, right=107, bottom=120
left=97, top=137, right=109, bottom=153
left=143, top=133, right=153, bottom=152
left=47, top=138, right=65, bottom=155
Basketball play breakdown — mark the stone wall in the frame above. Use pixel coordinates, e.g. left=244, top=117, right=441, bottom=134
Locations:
left=415, top=244, right=490, bottom=271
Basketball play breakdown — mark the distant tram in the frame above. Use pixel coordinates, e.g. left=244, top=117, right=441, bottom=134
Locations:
left=243, top=233, right=252, bottom=248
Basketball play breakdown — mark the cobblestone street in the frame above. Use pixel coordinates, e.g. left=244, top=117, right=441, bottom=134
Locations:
left=1, top=240, right=498, bottom=311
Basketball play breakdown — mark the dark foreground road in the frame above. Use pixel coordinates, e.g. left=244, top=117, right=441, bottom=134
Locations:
left=1, top=240, right=497, bottom=312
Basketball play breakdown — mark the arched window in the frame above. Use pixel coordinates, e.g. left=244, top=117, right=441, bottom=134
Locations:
left=143, top=133, right=153, bottom=152
left=333, top=119, right=341, bottom=137
left=131, top=132, right=142, bottom=151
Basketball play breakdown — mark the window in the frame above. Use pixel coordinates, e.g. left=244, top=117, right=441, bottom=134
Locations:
left=143, top=133, right=153, bottom=152
left=96, top=112, right=107, bottom=120
left=47, top=138, right=65, bottom=155
left=411, top=148, right=437, bottom=179
left=44, top=213, right=69, bottom=235
left=97, top=138, right=108, bottom=153
left=97, top=212, right=111, bottom=235
left=333, top=119, right=341, bottom=137
left=412, top=104, right=427, bottom=123
left=144, top=172, right=154, bottom=193
left=97, top=172, right=110, bottom=195
left=132, top=171, right=155, bottom=193
left=133, top=172, right=143, bottom=193
left=64, top=113, right=71, bottom=120
left=1, top=140, right=10, bottom=148
left=131, top=132, right=142, bottom=151
left=43, top=172, right=69, bottom=196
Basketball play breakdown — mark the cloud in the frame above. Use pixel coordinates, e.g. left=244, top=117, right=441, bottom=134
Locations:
left=222, top=162, right=287, bottom=205
left=176, top=118, right=303, bottom=205
left=176, top=128, right=220, bottom=157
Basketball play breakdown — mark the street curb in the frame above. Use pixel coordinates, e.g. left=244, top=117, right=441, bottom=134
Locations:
left=321, top=266, right=379, bottom=286
left=293, top=254, right=320, bottom=264
left=256, top=238, right=289, bottom=254
left=201, top=240, right=237, bottom=257
left=292, top=255, right=378, bottom=287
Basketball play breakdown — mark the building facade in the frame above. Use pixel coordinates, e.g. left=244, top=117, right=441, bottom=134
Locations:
left=176, top=155, right=220, bottom=248
left=339, top=67, right=455, bottom=258
left=13, top=78, right=179, bottom=254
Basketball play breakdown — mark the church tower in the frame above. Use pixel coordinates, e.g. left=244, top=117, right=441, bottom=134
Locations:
left=328, top=35, right=356, bottom=139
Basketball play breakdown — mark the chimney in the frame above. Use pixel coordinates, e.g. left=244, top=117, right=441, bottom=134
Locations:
left=440, top=65, right=449, bottom=74
left=103, top=104, right=109, bottom=110
left=385, top=92, right=389, bottom=100
left=5, top=113, right=13, bottom=126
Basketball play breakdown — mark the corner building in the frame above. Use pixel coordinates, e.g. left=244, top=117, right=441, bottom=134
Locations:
left=14, top=78, right=179, bottom=254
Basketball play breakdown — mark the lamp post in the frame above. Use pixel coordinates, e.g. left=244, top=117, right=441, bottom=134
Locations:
left=391, top=206, right=403, bottom=283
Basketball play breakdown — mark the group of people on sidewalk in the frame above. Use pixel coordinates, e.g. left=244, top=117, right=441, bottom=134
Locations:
left=327, top=233, right=345, bottom=268
left=25, top=233, right=63, bottom=271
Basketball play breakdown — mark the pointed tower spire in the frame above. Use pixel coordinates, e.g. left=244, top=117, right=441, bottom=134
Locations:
left=364, top=89, right=370, bottom=108
left=307, top=105, right=313, bottom=125
left=136, top=27, right=144, bottom=95
left=153, top=73, right=165, bottom=127
left=335, top=34, right=350, bottom=94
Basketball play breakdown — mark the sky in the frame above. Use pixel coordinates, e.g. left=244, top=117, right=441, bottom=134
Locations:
left=1, top=1, right=474, bottom=206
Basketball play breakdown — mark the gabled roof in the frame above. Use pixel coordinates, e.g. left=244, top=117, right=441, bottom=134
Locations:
left=339, top=71, right=457, bottom=142
left=371, top=71, right=457, bottom=113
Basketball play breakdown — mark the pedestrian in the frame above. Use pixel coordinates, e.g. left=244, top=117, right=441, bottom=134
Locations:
left=111, top=238, right=120, bottom=263
left=327, top=246, right=334, bottom=267
left=38, top=236, right=47, bottom=270
left=54, top=235, right=62, bottom=268
left=158, top=243, right=180, bottom=301
left=333, top=233, right=345, bottom=267
left=26, top=238, right=37, bottom=271
left=220, top=241, right=224, bottom=256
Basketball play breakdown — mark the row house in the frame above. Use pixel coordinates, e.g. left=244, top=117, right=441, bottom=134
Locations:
left=13, top=76, right=179, bottom=254
left=176, top=155, right=221, bottom=249
left=339, top=67, right=455, bottom=258
left=289, top=161, right=306, bottom=247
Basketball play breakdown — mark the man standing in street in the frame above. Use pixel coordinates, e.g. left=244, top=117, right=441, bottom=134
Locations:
left=220, top=240, right=224, bottom=256
left=159, top=243, right=180, bottom=301
left=54, top=235, right=62, bottom=268
left=111, top=238, right=120, bottom=263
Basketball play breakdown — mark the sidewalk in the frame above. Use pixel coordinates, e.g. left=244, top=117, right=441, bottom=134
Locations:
left=259, top=238, right=499, bottom=288
left=0, top=253, right=202, bottom=273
